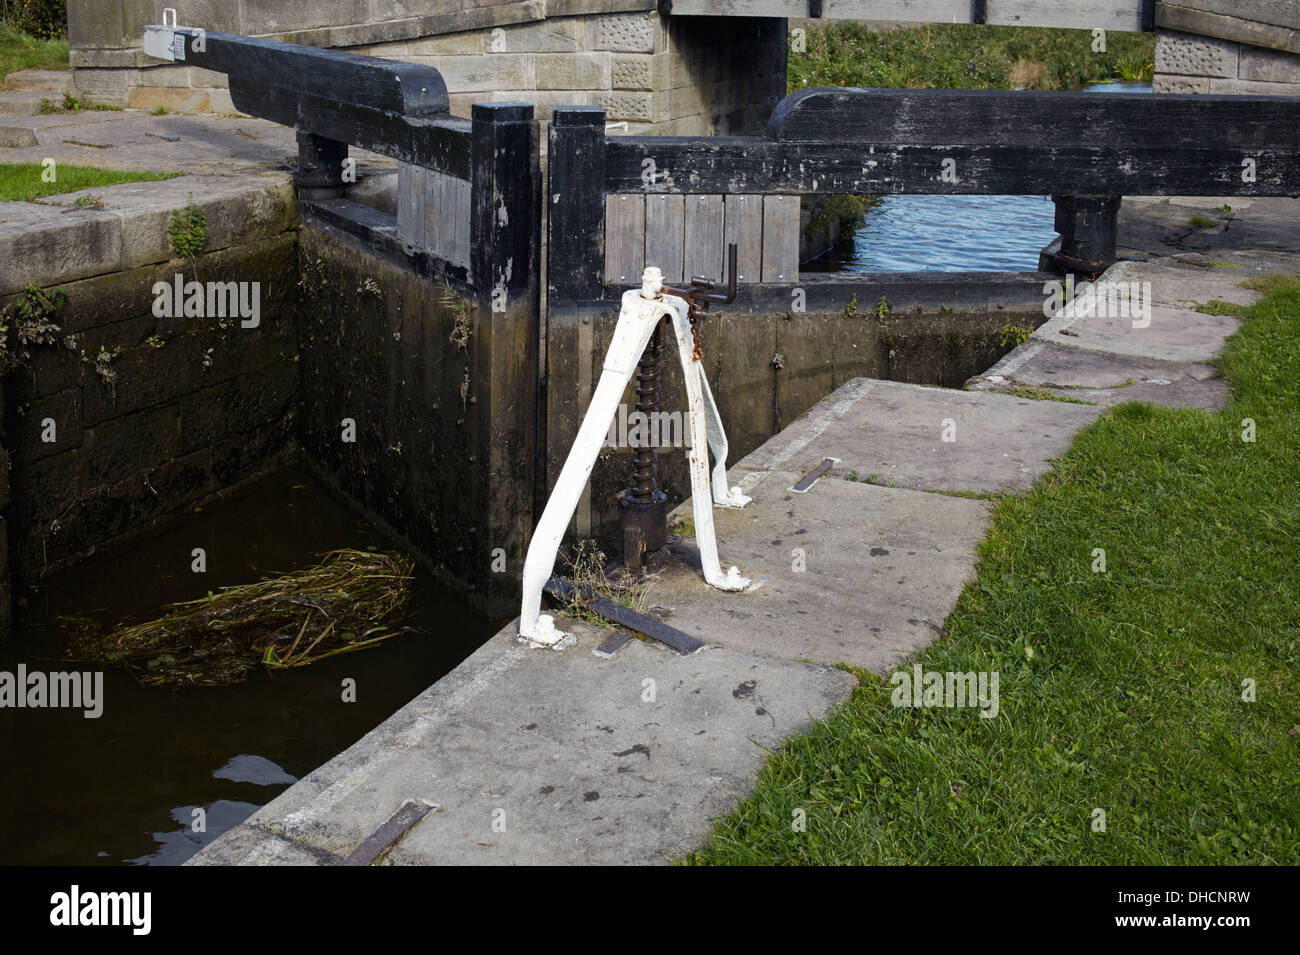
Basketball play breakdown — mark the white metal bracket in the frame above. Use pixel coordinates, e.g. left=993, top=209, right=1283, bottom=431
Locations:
left=518, top=267, right=749, bottom=647
left=143, top=10, right=190, bottom=62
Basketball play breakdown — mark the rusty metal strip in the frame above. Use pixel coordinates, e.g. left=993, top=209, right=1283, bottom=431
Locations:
left=340, top=798, right=438, bottom=866
left=788, top=456, right=839, bottom=494
left=593, top=629, right=634, bottom=658
left=545, top=577, right=705, bottom=655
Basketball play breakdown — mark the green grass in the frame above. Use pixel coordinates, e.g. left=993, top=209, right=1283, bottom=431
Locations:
left=0, top=163, right=181, bottom=202
left=690, top=274, right=1300, bottom=865
left=1005, top=384, right=1096, bottom=405
left=0, top=21, right=68, bottom=81
left=1196, top=300, right=1250, bottom=319
left=789, top=22, right=1155, bottom=92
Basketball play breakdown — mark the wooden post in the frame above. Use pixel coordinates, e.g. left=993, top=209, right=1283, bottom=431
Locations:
left=295, top=131, right=348, bottom=201
left=471, top=102, right=537, bottom=299
left=1045, top=195, right=1122, bottom=276
left=548, top=106, right=608, bottom=303
left=468, top=102, right=541, bottom=613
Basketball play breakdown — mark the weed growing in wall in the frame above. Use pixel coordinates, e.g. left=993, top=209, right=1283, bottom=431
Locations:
left=169, top=194, right=208, bottom=258
left=0, top=282, right=72, bottom=373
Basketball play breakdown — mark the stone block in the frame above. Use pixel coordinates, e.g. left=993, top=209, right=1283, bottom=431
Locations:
left=407, top=32, right=483, bottom=55
left=1156, top=5, right=1300, bottom=56
left=67, top=0, right=133, bottom=48
left=12, top=389, right=83, bottom=462
left=127, top=87, right=213, bottom=113
left=1208, top=76, right=1300, bottom=94
left=241, top=0, right=367, bottom=36
left=1153, top=74, right=1211, bottom=93
left=131, top=65, right=195, bottom=89
left=70, top=49, right=156, bottom=69
left=0, top=208, right=121, bottom=297
left=189, top=68, right=231, bottom=90
left=1155, top=30, right=1238, bottom=77
left=496, top=18, right=583, bottom=53
left=489, top=89, right=588, bottom=120
left=80, top=404, right=180, bottom=487
left=0, top=126, right=37, bottom=148
left=535, top=52, right=611, bottom=90
left=418, top=54, right=533, bottom=92
left=591, top=90, right=657, bottom=123
left=208, top=89, right=237, bottom=114
left=611, top=54, right=654, bottom=90
left=1238, top=45, right=1300, bottom=84
left=69, top=69, right=130, bottom=106
left=588, top=12, right=661, bottom=54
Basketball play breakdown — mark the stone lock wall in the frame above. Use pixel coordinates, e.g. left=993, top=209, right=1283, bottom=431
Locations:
left=0, top=179, right=300, bottom=598
left=1154, top=1, right=1300, bottom=95
left=67, top=2, right=787, bottom=135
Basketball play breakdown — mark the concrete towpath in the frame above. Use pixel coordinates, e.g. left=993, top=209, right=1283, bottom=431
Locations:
left=0, top=88, right=401, bottom=296
left=192, top=197, right=1299, bottom=865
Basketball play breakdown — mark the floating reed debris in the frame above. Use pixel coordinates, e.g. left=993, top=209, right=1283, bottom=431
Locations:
left=65, top=549, right=416, bottom=687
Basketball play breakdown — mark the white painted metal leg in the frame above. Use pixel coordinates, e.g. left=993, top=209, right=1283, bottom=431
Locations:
left=665, top=300, right=750, bottom=592
left=518, top=281, right=669, bottom=646
left=698, top=366, right=751, bottom=509
left=519, top=268, right=751, bottom=646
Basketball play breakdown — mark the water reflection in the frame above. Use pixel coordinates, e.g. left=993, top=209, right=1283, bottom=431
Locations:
left=0, top=465, right=501, bottom=866
left=805, top=81, right=1153, bottom=274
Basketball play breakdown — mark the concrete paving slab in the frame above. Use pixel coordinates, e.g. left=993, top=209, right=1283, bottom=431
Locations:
left=189, top=624, right=856, bottom=865
left=1033, top=295, right=1239, bottom=365
left=1104, top=259, right=1263, bottom=310
left=0, top=90, right=52, bottom=116
left=189, top=822, right=334, bottom=866
left=1170, top=249, right=1300, bottom=277
left=0, top=124, right=37, bottom=147
left=1118, top=197, right=1300, bottom=260
left=657, top=468, right=990, bottom=671
left=0, top=70, right=75, bottom=94
left=968, top=339, right=1231, bottom=410
left=740, top=378, right=1101, bottom=493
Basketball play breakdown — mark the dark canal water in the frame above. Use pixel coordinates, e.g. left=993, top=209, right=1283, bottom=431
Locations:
left=0, top=464, right=503, bottom=865
left=805, top=81, right=1151, bottom=274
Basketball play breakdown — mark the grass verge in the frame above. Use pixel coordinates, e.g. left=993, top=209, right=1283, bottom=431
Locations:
left=0, top=20, right=68, bottom=81
left=0, top=163, right=181, bottom=201
left=789, top=22, right=1154, bottom=92
left=689, top=275, right=1300, bottom=865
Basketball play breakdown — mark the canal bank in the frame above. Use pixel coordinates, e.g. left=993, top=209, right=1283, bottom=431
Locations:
left=191, top=196, right=1300, bottom=865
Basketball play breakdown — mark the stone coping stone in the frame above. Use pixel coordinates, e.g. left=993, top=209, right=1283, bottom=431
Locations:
left=739, top=378, right=1102, bottom=494
left=969, top=340, right=1231, bottom=409
left=0, top=174, right=296, bottom=295
left=190, top=622, right=856, bottom=865
left=1033, top=292, right=1239, bottom=365
left=661, top=468, right=991, bottom=671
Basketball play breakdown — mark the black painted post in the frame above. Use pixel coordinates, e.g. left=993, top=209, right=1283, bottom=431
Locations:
left=1046, top=195, right=1122, bottom=276
left=548, top=106, right=607, bottom=304
left=471, top=102, right=537, bottom=299
left=468, top=102, right=541, bottom=613
left=295, top=131, right=348, bottom=201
